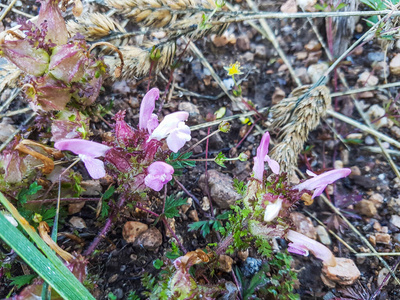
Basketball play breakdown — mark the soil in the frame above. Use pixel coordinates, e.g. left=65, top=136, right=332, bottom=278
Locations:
left=2, top=0, right=400, bottom=299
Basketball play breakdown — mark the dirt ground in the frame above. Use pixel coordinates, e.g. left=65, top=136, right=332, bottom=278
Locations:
left=2, top=0, right=400, bottom=299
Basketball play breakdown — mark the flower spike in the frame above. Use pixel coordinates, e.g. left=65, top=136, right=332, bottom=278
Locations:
left=253, top=131, right=280, bottom=181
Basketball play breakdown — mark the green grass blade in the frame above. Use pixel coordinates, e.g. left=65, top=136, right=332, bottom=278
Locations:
left=0, top=192, right=94, bottom=299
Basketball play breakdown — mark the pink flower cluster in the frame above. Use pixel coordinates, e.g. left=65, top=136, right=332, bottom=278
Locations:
left=54, top=88, right=191, bottom=192
left=252, top=131, right=351, bottom=265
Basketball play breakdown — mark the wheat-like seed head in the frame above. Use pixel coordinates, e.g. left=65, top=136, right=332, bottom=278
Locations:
left=67, top=13, right=126, bottom=41
left=104, top=41, right=176, bottom=79
left=269, top=85, right=331, bottom=174
left=106, top=0, right=228, bottom=37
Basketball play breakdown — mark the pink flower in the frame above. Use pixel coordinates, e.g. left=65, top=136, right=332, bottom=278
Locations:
left=286, top=229, right=336, bottom=267
left=253, top=131, right=280, bottom=181
left=294, top=168, right=351, bottom=198
left=139, top=88, right=160, bottom=133
left=144, top=161, right=174, bottom=191
left=54, top=139, right=110, bottom=179
left=149, top=112, right=191, bottom=153
left=139, top=88, right=191, bottom=152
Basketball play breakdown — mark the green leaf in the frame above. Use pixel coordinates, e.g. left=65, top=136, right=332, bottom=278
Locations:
left=214, top=152, right=227, bottom=168
left=10, top=274, right=37, bottom=289
left=335, top=2, right=347, bottom=10
left=153, top=259, right=164, bottom=269
left=102, top=186, right=115, bottom=200
left=0, top=192, right=95, bottom=300
left=18, top=182, right=43, bottom=204
left=164, top=196, right=187, bottom=218
left=108, top=292, right=117, bottom=300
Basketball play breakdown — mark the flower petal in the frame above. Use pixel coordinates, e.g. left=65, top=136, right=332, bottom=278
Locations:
left=166, top=122, right=191, bottom=153
left=147, top=113, right=159, bottom=134
left=79, top=155, right=106, bottom=179
left=265, top=155, right=280, bottom=175
left=287, top=243, right=309, bottom=257
left=150, top=111, right=189, bottom=141
left=139, top=88, right=159, bottom=131
left=253, top=131, right=272, bottom=181
left=286, top=230, right=336, bottom=267
left=145, top=161, right=174, bottom=191
left=294, top=168, right=351, bottom=198
left=264, top=198, right=282, bottom=222
left=55, top=139, right=110, bottom=158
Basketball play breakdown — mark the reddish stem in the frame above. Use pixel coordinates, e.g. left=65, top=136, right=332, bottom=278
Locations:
left=83, top=196, right=126, bottom=256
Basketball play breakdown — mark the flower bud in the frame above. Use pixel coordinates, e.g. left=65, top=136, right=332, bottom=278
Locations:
left=0, top=38, right=50, bottom=77
left=238, top=152, right=248, bottom=161
left=218, top=121, right=231, bottom=133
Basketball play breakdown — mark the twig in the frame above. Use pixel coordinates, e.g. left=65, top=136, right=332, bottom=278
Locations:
left=27, top=198, right=100, bottom=204
left=356, top=252, right=400, bottom=257
left=173, top=176, right=201, bottom=207
left=0, top=113, right=36, bottom=152
left=320, top=192, right=400, bottom=284
left=184, top=37, right=264, bottom=136
left=0, top=107, right=31, bottom=119
left=241, top=0, right=301, bottom=87
left=370, top=257, right=400, bottom=300
left=327, top=109, right=400, bottom=149
left=0, top=88, right=21, bottom=113
left=209, top=10, right=400, bottom=25
left=361, top=146, right=400, bottom=156
left=0, top=0, right=18, bottom=22
left=304, top=210, right=357, bottom=254
left=0, top=3, right=34, bottom=18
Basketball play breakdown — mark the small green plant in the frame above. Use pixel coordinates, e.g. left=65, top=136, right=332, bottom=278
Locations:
left=188, top=210, right=230, bottom=238
left=17, top=182, right=43, bottom=205
left=163, top=195, right=188, bottom=219
left=166, top=241, right=183, bottom=259
left=9, top=274, right=37, bottom=289
left=236, top=253, right=299, bottom=300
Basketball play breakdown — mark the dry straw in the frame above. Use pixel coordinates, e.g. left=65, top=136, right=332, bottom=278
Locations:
left=269, top=85, right=331, bottom=174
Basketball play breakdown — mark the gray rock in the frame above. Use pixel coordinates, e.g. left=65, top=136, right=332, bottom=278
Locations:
left=220, top=281, right=238, bottom=300
left=198, top=170, right=241, bottom=208
left=237, top=35, right=250, bottom=51
left=241, top=257, right=262, bottom=277
left=368, top=52, right=385, bottom=62
left=136, top=227, right=162, bottom=252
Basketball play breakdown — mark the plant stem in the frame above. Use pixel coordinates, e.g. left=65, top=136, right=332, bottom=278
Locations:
left=183, top=129, right=221, bottom=154
left=83, top=196, right=126, bottom=257
left=173, top=176, right=201, bottom=207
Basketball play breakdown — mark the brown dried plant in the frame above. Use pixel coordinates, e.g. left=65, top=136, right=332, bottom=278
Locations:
left=104, top=41, right=176, bottom=79
left=269, top=85, right=331, bottom=174
left=105, top=0, right=228, bottom=39
left=67, top=12, right=126, bottom=41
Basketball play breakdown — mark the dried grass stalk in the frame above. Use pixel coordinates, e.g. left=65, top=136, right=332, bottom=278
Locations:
left=269, top=85, right=331, bottom=174
left=106, top=0, right=228, bottom=38
left=67, top=12, right=126, bottom=41
left=104, top=41, right=176, bottom=79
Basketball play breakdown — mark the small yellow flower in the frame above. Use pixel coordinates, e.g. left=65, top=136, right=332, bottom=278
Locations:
left=225, top=61, right=243, bottom=76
